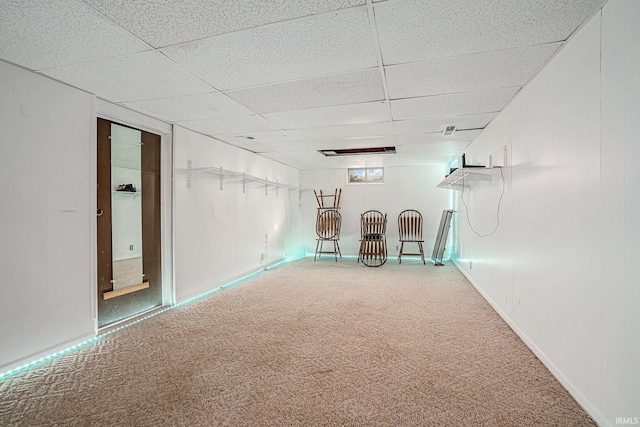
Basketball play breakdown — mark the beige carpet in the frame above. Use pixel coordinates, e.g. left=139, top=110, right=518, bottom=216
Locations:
left=0, top=258, right=595, bottom=426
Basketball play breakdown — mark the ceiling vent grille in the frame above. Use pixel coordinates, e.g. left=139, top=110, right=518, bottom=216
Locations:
left=319, top=147, right=396, bottom=157
left=442, top=125, right=457, bottom=136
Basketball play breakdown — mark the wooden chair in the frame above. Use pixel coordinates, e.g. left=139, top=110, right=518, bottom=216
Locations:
left=398, top=209, right=425, bottom=264
left=314, top=209, right=342, bottom=261
left=314, top=188, right=341, bottom=209
left=358, top=210, right=387, bottom=267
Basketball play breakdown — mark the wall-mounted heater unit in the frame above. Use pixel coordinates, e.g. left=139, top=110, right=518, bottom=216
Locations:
left=319, top=146, right=396, bottom=157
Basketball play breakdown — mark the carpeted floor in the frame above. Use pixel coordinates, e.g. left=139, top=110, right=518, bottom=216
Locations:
left=0, top=258, right=595, bottom=426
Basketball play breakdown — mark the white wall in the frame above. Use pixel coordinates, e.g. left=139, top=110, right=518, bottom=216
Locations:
left=453, top=1, right=640, bottom=425
left=0, top=60, right=95, bottom=372
left=301, top=165, right=452, bottom=259
left=601, top=0, right=640, bottom=421
left=173, top=126, right=304, bottom=302
left=0, top=60, right=305, bottom=373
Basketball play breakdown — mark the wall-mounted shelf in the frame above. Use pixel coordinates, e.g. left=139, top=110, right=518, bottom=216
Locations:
left=112, top=190, right=141, bottom=199
left=186, top=160, right=311, bottom=194
left=103, top=281, right=149, bottom=300
left=436, top=167, right=503, bottom=191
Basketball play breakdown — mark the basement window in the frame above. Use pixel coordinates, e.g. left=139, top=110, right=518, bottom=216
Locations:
left=347, top=167, right=384, bottom=184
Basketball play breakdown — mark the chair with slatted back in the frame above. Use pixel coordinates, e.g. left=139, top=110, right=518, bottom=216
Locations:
left=314, top=188, right=342, bottom=209
left=314, top=209, right=342, bottom=261
left=358, top=210, right=388, bottom=267
left=398, top=209, right=425, bottom=264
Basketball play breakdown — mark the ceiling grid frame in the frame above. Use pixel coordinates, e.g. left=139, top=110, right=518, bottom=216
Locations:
left=364, top=0, right=397, bottom=157
left=0, top=0, right=608, bottom=169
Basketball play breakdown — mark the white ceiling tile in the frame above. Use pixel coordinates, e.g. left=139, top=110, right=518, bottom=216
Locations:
left=225, top=70, right=384, bottom=114
left=262, top=141, right=316, bottom=152
left=123, top=93, right=256, bottom=122
left=0, top=0, right=150, bottom=70
left=395, top=130, right=483, bottom=145
left=267, top=137, right=396, bottom=153
left=314, top=137, right=396, bottom=151
left=41, top=51, right=213, bottom=103
left=160, top=8, right=378, bottom=90
left=280, top=150, right=328, bottom=161
left=236, top=130, right=292, bottom=144
left=390, top=87, right=520, bottom=120
left=204, top=133, right=274, bottom=153
left=2, top=0, right=604, bottom=171
left=205, top=134, right=239, bottom=144
left=259, top=152, right=311, bottom=169
left=394, top=113, right=497, bottom=135
left=82, top=0, right=365, bottom=48
left=375, top=0, right=604, bottom=64
left=286, top=122, right=394, bottom=141
left=279, top=161, right=310, bottom=170
left=396, top=143, right=471, bottom=159
left=386, top=43, right=561, bottom=100
left=263, top=101, right=390, bottom=129
left=176, top=120, right=230, bottom=136
left=259, top=152, right=294, bottom=162
left=201, top=115, right=283, bottom=134
left=222, top=139, right=274, bottom=153
left=208, top=134, right=271, bottom=150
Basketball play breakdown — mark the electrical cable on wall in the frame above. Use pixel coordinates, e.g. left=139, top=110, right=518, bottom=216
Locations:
left=460, top=167, right=505, bottom=237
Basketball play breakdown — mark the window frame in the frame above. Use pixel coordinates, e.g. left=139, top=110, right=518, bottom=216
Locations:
left=347, top=167, right=385, bottom=184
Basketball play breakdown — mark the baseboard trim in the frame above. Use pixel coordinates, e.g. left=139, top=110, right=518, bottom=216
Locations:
left=0, top=331, right=96, bottom=380
left=452, top=260, right=607, bottom=427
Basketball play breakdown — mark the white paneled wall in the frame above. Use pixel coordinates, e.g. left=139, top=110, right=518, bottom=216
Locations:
left=173, top=127, right=304, bottom=302
left=454, top=1, right=640, bottom=425
left=601, top=0, right=640, bottom=419
left=301, top=166, right=451, bottom=259
left=0, top=60, right=95, bottom=373
left=0, top=60, right=305, bottom=373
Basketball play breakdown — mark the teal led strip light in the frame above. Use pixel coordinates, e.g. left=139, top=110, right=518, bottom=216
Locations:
left=447, top=187, right=458, bottom=261
left=0, top=256, right=301, bottom=381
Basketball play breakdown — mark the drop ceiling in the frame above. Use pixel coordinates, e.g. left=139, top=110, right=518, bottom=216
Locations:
left=0, top=0, right=605, bottom=170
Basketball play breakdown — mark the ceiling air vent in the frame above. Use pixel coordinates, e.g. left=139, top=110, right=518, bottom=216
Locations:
left=319, top=146, right=396, bottom=157
left=442, top=125, right=457, bottom=136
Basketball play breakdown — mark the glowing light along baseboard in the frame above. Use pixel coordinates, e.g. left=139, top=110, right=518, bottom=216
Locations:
left=308, top=253, right=435, bottom=263
left=0, top=337, right=102, bottom=381
left=447, top=188, right=458, bottom=261
left=2, top=252, right=439, bottom=380
left=0, top=256, right=304, bottom=382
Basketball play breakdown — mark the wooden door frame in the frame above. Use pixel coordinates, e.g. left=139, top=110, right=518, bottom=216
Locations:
left=93, top=99, right=174, bottom=332
left=97, top=118, right=165, bottom=328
